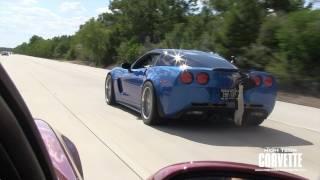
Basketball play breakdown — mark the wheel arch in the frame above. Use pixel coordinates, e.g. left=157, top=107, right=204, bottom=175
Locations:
left=143, top=67, right=181, bottom=118
left=142, top=79, right=165, bottom=117
left=107, top=67, right=124, bottom=80
left=106, top=71, right=115, bottom=79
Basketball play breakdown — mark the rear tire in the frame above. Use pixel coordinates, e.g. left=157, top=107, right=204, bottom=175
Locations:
left=241, top=110, right=266, bottom=126
left=141, top=81, right=164, bottom=125
left=105, top=74, right=116, bottom=105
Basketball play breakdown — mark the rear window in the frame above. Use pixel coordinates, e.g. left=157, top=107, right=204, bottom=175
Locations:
left=156, top=51, right=237, bottom=69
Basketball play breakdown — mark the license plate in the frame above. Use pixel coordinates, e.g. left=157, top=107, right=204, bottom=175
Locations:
left=220, top=89, right=238, bottom=100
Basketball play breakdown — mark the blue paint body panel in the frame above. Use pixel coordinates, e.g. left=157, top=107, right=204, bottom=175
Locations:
left=108, top=49, right=277, bottom=119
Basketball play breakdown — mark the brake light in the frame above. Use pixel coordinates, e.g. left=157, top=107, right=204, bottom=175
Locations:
left=264, top=76, right=273, bottom=87
left=251, top=75, right=262, bottom=86
left=180, top=71, right=193, bottom=84
left=196, top=72, right=209, bottom=85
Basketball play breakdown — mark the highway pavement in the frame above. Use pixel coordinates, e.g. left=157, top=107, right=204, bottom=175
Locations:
left=1, top=55, right=319, bottom=179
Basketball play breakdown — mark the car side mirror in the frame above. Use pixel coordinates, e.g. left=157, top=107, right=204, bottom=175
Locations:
left=61, top=135, right=83, bottom=178
left=121, top=63, right=131, bottom=70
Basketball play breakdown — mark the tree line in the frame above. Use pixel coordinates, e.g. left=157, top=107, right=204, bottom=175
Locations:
left=0, top=47, right=13, bottom=52
left=14, top=0, right=320, bottom=94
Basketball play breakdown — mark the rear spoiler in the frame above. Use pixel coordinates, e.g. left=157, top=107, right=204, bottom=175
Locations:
left=212, top=68, right=239, bottom=73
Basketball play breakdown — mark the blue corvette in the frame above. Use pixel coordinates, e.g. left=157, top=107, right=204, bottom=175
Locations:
left=105, top=49, right=277, bottom=126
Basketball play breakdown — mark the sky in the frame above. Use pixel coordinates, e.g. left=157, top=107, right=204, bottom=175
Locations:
left=0, top=0, right=111, bottom=48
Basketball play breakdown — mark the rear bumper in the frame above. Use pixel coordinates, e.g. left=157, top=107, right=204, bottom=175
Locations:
left=164, top=102, right=268, bottom=120
left=156, top=84, right=276, bottom=119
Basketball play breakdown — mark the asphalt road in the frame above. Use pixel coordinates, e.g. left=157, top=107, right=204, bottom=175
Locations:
left=1, top=55, right=320, bottom=179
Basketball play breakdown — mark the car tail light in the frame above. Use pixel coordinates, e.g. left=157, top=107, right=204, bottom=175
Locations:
left=264, top=76, right=273, bottom=87
left=180, top=71, right=193, bottom=84
left=196, top=72, right=209, bottom=85
left=251, top=75, right=262, bottom=86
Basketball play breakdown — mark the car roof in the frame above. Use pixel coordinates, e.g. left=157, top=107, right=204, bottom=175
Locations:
left=148, top=49, right=237, bottom=70
left=149, top=49, right=227, bottom=60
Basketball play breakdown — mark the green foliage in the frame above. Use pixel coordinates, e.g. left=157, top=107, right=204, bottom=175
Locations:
left=73, top=19, right=113, bottom=65
left=65, top=48, right=76, bottom=60
left=14, top=35, right=72, bottom=59
left=163, top=13, right=216, bottom=51
left=105, top=0, right=197, bottom=44
left=257, top=16, right=282, bottom=50
left=267, top=10, right=320, bottom=92
left=239, top=44, right=275, bottom=71
left=13, top=0, right=320, bottom=93
left=260, top=0, right=305, bottom=13
left=215, top=0, right=263, bottom=58
left=52, top=36, right=72, bottom=59
left=117, top=40, right=145, bottom=63
left=208, top=0, right=235, bottom=13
